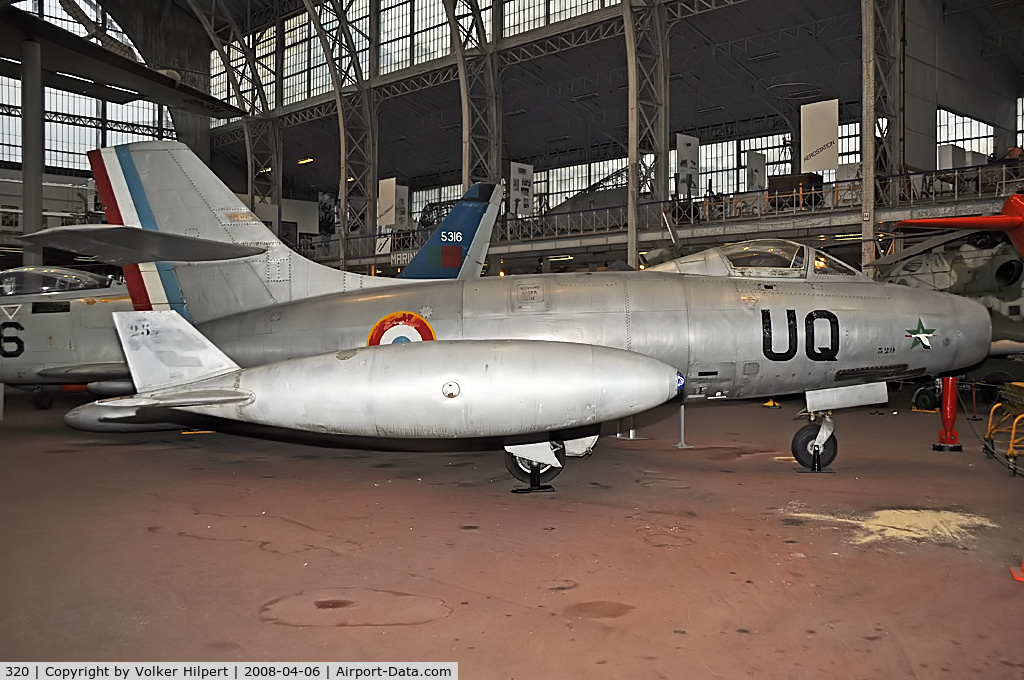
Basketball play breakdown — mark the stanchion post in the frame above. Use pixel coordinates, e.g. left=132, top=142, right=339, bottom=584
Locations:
left=674, top=402, right=693, bottom=449
left=934, top=376, right=963, bottom=452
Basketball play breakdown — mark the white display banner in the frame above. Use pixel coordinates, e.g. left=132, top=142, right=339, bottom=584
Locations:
left=745, top=151, right=767, bottom=191
left=676, top=134, right=699, bottom=198
left=394, top=184, right=409, bottom=229
left=509, top=162, right=534, bottom=215
left=800, top=99, right=839, bottom=173
left=378, top=177, right=397, bottom=227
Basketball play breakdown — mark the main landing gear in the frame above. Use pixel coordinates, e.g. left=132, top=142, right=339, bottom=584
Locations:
left=32, top=387, right=53, bottom=410
left=504, top=428, right=599, bottom=492
left=791, top=412, right=837, bottom=471
left=505, top=441, right=566, bottom=493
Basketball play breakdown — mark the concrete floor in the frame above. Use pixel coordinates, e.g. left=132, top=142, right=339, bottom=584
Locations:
left=1, top=388, right=1023, bottom=679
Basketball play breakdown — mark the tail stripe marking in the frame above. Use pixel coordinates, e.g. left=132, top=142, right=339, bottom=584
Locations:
left=88, top=148, right=153, bottom=312
left=113, top=145, right=192, bottom=323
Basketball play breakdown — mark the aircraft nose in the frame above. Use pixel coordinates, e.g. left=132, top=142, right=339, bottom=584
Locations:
left=951, top=294, right=993, bottom=365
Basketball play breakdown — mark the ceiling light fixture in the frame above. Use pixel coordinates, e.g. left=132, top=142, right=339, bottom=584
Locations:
left=696, top=105, right=725, bottom=114
left=297, top=157, right=313, bottom=165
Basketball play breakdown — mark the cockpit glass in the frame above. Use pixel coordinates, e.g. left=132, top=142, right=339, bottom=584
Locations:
left=0, top=267, right=114, bottom=296
left=720, top=240, right=805, bottom=269
left=810, top=250, right=859, bottom=276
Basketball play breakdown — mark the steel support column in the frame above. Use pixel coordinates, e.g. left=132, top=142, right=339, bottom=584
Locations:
left=623, top=0, right=670, bottom=269
left=185, top=0, right=280, bottom=223
left=444, top=0, right=501, bottom=189
left=21, top=39, right=43, bottom=266
left=874, top=0, right=904, bottom=183
left=304, top=0, right=379, bottom=268
left=861, top=0, right=877, bottom=272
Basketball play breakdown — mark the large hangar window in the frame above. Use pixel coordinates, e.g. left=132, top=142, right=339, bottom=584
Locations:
left=0, top=0, right=175, bottom=169
left=738, top=134, right=792, bottom=189
left=381, top=0, right=460, bottom=74
left=413, top=2, right=452, bottom=66
left=503, top=0, right=620, bottom=38
left=936, top=108, right=994, bottom=160
left=412, top=184, right=462, bottom=225
left=380, top=0, right=413, bottom=74
left=208, top=26, right=276, bottom=127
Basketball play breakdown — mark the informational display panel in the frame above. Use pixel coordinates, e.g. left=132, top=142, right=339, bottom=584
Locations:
left=800, top=99, right=839, bottom=173
left=745, top=151, right=766, bottom=191
left=509, top=161, right=534, bottom=215
left=676, top=134, right=699, bottom=198
left=378, top=178, right=409, bottom=229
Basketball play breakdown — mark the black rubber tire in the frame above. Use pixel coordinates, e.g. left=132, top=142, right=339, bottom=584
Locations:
left=33, top=391, right=53, bottom=410
left=912, top=386, right=939, bottom=411
left=791, top=422, right=838, bottom=469
left=504, top=442, right=567, bottom=484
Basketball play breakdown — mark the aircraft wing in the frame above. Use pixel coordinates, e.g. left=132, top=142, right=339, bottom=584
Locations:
left=895, top=215, right=1024, bottom=231
left=20, top=224, right=267, bottom=265
left=35, top=362, right=130, bottom=381
left=872, top=231, right=966, bottom=267
left=894, top=194, right=1024, bottom=260
left=110, top=388, right=252, bottom=408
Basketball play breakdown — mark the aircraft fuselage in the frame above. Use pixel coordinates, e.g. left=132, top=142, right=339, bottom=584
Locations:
left=197, top=271, right=991, bottom=403
left=0, top=289, right=129, bottom=384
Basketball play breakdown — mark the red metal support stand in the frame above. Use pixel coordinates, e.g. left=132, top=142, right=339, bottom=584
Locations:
left=934, top=376, right=963, bottom=452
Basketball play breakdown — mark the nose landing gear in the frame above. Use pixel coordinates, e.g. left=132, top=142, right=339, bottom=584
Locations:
left=791, top=413, right=837, bottom=471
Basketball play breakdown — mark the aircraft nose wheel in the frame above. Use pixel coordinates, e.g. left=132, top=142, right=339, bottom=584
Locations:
left=791, top=420, right=838, bottom=471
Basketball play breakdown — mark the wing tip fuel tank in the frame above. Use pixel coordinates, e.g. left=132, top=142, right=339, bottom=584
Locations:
left=196, top=340, right=684, bottom=438
left=87, top=309, right=685, bottom=439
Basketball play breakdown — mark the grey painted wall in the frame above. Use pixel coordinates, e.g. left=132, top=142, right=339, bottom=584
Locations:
left=904, top=0, right=1019, bottom=170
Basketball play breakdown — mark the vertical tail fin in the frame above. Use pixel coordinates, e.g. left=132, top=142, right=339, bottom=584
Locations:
left=397, top=183, right=501, bottom=280
left=113, top=310, right=238, bottom=392
left=88, top=141, right=392, bottom=324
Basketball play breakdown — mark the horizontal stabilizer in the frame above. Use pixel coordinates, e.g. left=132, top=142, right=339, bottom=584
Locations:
left=113, top=310, right=239, bottom=392
left=35, top=361, right=129, bottom=381
left=20, top=224, right=266, bottom=265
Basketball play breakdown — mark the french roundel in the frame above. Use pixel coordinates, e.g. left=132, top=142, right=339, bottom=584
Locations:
left=367, top=311, right=436, bottom=346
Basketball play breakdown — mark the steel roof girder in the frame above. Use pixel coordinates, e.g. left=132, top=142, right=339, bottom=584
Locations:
left=444, top=0, right=501, bottom=187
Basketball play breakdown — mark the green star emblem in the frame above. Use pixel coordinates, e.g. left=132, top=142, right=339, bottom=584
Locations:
left=905, top=318, right=936, bottom=350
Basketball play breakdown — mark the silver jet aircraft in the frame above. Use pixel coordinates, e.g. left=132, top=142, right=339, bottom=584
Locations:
left=24, top=141, right=992, bottom=484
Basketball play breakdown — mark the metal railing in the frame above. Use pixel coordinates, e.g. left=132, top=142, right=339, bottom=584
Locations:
left=301, top=160, right=1024, bottom=267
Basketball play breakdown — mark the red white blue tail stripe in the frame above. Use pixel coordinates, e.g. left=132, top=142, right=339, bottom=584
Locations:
left=88, top=145, right=192, bottom=322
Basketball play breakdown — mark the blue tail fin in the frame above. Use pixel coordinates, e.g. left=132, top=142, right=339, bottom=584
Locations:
left=398, top=183, right=500, bottom=280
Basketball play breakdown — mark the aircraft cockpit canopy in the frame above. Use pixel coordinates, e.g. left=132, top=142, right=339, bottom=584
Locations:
left=0, top=267, right=115, bottom=296
left=648, top=239, right=868, bottom=281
